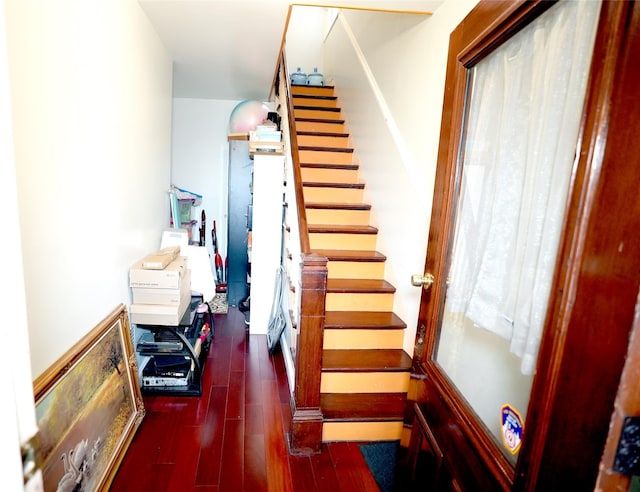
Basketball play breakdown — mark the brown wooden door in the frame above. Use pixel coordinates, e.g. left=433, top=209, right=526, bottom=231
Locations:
left=408, top=1, right=640, bottom=490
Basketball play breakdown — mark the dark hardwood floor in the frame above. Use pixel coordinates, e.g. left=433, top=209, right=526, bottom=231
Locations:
left=110, top=306, right=383, bottom=491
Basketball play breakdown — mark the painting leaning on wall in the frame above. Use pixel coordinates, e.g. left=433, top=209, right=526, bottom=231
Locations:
left=33, top=305, right=145, bottom=492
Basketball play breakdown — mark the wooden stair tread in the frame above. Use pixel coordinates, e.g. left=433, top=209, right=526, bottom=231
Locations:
left=300, top=162, right=359, bottom=170
left=324, top=311, right=406, bottom=330
left=296, top=117, right=345, bottom=124
left=292, top=84, right=335, bottom=90
left=294, top=105, right=341, bottom=112
left=297, top=131, right=349, bottom=138
left=308, top=224, right=378, bottom=234
left=312, top=250, right=386, bottom=262
left=321, top=393, right=407, bottom=421
left=299, top=146, right=354, bottom=153
left=303, top=182, right=365, bottom=189
left=322, top=349, right=412, bottom=372
left=306, top=202, right=371, bottom=211
left=326, top=278, right=396, bottom=294
left=293, top=94, right=338, bottom=102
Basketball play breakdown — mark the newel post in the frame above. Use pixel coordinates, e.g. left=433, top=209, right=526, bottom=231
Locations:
left=290, top=252, right=327, bottom=454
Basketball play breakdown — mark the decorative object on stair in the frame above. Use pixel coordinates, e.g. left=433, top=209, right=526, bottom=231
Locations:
left=208, top=292, right=228, bottom=314
left=359, top=440, right=400, bottom=492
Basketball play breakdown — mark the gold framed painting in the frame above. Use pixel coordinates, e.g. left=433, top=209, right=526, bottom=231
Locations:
left=33, top=304, right=144, bottom=491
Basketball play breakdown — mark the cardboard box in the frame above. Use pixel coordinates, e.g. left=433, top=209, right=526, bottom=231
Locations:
left=129, top=256, right=187, bottom=289
left=130, top=287, right=191, bottom=326
left=131, top=268, right=191, bottom=305
left=140, top=246, right=180, bottom=270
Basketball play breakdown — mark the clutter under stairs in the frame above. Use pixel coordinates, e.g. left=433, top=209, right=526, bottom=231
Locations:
left=292, top=84, right=412, bottom=443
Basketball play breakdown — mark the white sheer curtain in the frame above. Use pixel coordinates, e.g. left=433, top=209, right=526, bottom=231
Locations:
left=445, top=0, right=601, bottom=375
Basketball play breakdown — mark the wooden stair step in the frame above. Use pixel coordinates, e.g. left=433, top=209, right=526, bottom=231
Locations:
left=301, top=168, right=359, bottom=184
left=313, top=250, right=386, bottom=262
left=306, top=203, right=371, bottom=211
left=317, top=250, right=387, bottom=280
left=301, top=162, right=358, bottom=170
left=297, top=134, right=350, bottom=149
left=296, top=117, right=345, bottom=125
left=307, top=224, right=378, bottom=234
left=326, top=278, right=396, bottom=294
left=321, top=421, right=404, bottom=442
left=299, top=146, right=354, bottom=153
left=291, top=85, right=335, bottom=96
left=322, top=349, right=412, bottom=372
left=295, top=108, right=343, bottom=121
left=303, top=182, right=365, bottom=189
left=297, top=130, right=349, bottom=138
left=293, top=94, right=338, bottom=102
left=324, top=311, right=406, bottom=330
left=293, top=95, right=338, bottom=107
left=294, top=105, right=341, bottom=113
left=321, top=393, right=407, bottom=422
left=303, top=183, right=365, bottom=204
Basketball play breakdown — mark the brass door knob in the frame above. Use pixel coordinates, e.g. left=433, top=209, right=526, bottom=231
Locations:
left=411, top=273, right=435, bottom=289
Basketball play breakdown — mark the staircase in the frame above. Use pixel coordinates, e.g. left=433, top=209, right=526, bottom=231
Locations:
left=292, top=84, right=412, bottom=442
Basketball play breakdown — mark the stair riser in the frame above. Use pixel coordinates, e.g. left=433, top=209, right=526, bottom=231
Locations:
left=300, top=167, right=359, bottom=184
left=305, top=208, right=370, bottom=226
left=303, top=186, right=364, bottom=204
left=324, top=329, right=404, bottom=349
left=295, top=108, right=341, bottom=120
left=293, top=96, right=338, bottom=108
left=321, top=372, right=410, bottom=393
left=297, top=134, right=349, bottom=148
left=299, top=150, right=353, bottom=165
left=309, top=233, right=377, bottom=250
left=322, top=421, right=403, bottom=442
left=292, top=85, right=334, bottom=97
left=325, top=293, right=394, bottom=311
left=296, top=120, right=345, bottom=133
left=327, top=261, right=385, bottom=280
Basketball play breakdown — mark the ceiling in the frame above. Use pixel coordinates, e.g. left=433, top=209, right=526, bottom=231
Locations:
left=138, top=0, right=444, bottom=101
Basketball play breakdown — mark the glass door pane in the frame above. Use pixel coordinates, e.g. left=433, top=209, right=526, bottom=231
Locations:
left=435, top=0, right=601, bottom=463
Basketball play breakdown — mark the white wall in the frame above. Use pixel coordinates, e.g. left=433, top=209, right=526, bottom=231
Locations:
left=285, top=5, right=328, bottom=79
left=323, top=0, right=479, bottom=355
left=171, top=98, right=242, bottom=264
left=5, top=0, right=173, bottom=379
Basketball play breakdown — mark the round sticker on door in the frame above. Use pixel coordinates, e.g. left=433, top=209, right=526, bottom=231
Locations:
left=501, top=404, right=524, bottom=455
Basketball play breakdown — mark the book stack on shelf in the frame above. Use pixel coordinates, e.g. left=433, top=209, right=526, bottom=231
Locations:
left=249, top=124, right=283, bottom=155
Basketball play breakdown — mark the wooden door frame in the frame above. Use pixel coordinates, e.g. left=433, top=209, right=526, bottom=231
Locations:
left=411, top=0, right=640, bottom=489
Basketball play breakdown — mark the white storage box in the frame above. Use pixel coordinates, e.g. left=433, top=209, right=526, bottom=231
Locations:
left=131, top=269, right=191, bottom=305
left=130, top=288, right=191, bottom=326
left=129, top=256, right=187, bottom=289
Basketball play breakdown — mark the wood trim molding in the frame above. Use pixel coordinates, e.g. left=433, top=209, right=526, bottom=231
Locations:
left=281, top=52, right=311, bottom=254
left=290, top=253, right=328, bottom=454
left=515, top=1, right=639, bottom=489
left=276, top=52, right=331, bottom=455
